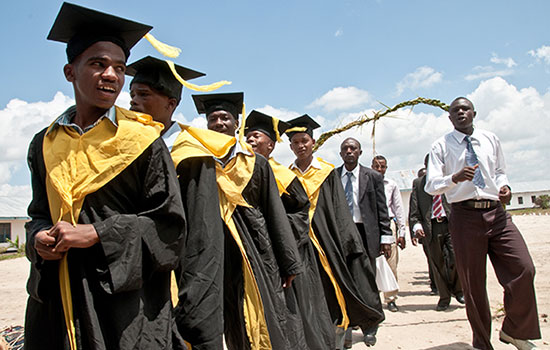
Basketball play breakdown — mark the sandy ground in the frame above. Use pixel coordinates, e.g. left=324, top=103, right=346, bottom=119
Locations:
left=1, top=215, right=548, bottom=349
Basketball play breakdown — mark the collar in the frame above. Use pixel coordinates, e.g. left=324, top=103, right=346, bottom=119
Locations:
left=47, top=105, right=118, bottom=136
left=451, top=128, right=477, bottom=144
left=290, top=156, right=322, bottom=174
left=340, top=164, right=359, bottom=179
left=161, top=121, right=182, bottom=151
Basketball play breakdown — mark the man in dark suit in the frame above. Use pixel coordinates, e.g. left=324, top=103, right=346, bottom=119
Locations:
left=337, top=137, right=393, bottom=348
left=409, top=154, right=463, bottom=311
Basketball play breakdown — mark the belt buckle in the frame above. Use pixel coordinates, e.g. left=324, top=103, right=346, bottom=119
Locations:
left=474, top=201, right=489, bottom=209
left=435, top=217, right=445, bottom=223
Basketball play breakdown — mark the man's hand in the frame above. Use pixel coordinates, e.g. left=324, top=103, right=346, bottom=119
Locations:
left=396, top=237, right=406, bottom=250
left=49, top=221, right=99, bottom=253
left=411, top=237, right=419, bottom=246
left=380, top=243, right=392, bottom=259
left=452, top=165, right=478, bottom=183
left=499, top=185, right=512, bottom=205
left=34, top=229, right=63, bottom=260
left=282, top=275, right=296, bottom=289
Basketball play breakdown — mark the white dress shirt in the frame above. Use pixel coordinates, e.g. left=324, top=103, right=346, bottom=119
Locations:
left=425, top=128, right=509, bottom=203
left=339, top=165, right=362, bottom=223
left=161, top=122, right=182, bottom=151
left=384, top=178, right=407, bottom=238
left=290, top=157, right=322, bottom=174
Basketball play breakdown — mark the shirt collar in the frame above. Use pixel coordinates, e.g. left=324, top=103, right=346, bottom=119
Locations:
left=290, top=157, right=322, bottom=173
left=161, top=121, right=182, bottom=151
left=451, top=128, right=478, bottom=144
left=340, top=164, right=359, bottom=179
left=47, top=105, right=117, bottom=135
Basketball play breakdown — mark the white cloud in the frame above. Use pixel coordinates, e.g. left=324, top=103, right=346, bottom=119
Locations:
left=334, top=28, right=343, bottom=37
left=307, top=87, right=370, bottom=112
left=490, top=53, right=517, bottom=68
left=528, top=45, right=550, bottom=64
left=465, top=65, right=513, bottom=81
left=395, top=66, right=443, bottom=96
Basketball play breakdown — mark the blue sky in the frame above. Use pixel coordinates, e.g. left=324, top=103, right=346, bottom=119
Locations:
left=1, top=0, right=550, bottom=197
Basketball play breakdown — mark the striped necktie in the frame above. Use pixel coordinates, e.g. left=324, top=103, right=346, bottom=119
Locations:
left=432, top=195, right=444, bottom=218
left=345, top=172, right=354, bottom=214
left=465, top=135, right=486, bottom=189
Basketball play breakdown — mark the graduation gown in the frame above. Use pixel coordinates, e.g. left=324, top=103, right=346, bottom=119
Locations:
left=24, top=112, right=186, bottom=350
left=222, top=150, right=302, bottom=350
left=292, top=158, right=384, bottom=331
left=168, top=125, right=229, bottom=350
left=269, top=159, right=334, bottom=350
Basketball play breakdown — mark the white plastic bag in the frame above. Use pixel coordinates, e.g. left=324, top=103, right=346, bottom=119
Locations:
left=375, top=255, right=399, bottom=293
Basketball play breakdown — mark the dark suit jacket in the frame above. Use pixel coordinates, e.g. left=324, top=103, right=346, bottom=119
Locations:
left=408, top=175, right=451, bottom=243
left=336, top=164, right=393, bottom=259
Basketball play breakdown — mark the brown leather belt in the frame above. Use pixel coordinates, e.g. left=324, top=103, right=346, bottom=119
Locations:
left=457, top=199, right=500, bottom=209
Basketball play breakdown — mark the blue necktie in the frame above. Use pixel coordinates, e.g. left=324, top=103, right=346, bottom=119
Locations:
left=465, top=136, right=486, bottom=189
left=345, top=172, right=354, bottom=214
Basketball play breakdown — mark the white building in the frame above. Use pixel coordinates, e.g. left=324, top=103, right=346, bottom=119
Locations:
left=0, top=196, right=30, bottom=249
left=507, top=180, right=550, bottom=211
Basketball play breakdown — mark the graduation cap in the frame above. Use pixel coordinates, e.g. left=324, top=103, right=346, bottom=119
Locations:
left=192, top=92, right=244, bottom=119
left=126, top=56, right=205, bottom=101
left=47, top=2, right=152, bottom=63
left=245, top=110, right=290, bottom=142
left=285, top=114, right=321, bottom=139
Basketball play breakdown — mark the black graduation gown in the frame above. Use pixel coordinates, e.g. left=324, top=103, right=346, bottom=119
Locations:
left=24, top=129, right=186, bottom=350
left=312, top=170, right=384, bottom=330
left=223, top=155, right=302, bottom=350
left=173, top=156, right=224, bottom=350
left=280, top=177, right=334, bottom=350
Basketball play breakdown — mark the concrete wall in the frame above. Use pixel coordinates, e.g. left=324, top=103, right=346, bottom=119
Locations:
left=0, top=219, right=29, bottom=247
left=508, top=190, right=550, bottom=210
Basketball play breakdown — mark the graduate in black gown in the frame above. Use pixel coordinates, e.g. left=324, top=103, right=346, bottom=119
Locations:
left=127, top=56, right=228, bottom=350
left=192, top=93, right=302, bottom=350
left=286, top=115, right=385, bottom=349
left=25, top=4, right=186, bottom=350
left=245, top=110, right=335, bottom=350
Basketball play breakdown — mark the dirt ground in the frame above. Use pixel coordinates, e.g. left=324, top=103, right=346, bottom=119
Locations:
left=1, top=215, right=548, bottom=349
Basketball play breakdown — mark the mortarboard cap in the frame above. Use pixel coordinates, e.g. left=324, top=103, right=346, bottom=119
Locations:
left=47, top=2, right=152, bottom=63
left=285, top=114, right=321, bottom=139
left=245, top=110, right=290, bottom=142
left=192, top=92, right=244, bottom=119
left=126, top=56, right=205, bottom=101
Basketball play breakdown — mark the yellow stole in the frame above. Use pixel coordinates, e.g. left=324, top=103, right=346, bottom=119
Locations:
left=170, top=133, right=271, bottom=350
left=43, top=106, right=163, bottom=350
left=290, top=157, right=349, bottom=329
left=267, top=158, right=296, bottom=196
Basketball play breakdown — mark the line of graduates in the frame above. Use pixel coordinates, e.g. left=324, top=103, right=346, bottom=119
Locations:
left=24, top=3, right=386, bottom=350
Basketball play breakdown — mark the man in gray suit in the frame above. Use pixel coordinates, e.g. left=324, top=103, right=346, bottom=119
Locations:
left=337, top=137, right=393, bottom=348
left=409, top=154, right=464, bottom=311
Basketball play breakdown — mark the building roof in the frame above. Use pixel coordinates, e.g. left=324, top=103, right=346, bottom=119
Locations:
left=0, top=196, right=30, bottom=219
left=509, top=180, right=550, bottom=194
left=386, top=169, right=418, bottom=192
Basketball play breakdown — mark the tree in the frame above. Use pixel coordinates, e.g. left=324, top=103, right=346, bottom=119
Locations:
left=534, top=195, right=550, bottom=209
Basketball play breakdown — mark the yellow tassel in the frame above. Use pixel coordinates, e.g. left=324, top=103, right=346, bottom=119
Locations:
left=285, top=126, right=307, bottom=133
left=272, top=118, right=282, bottom=143
left=144, top=33, right=181, bottom=58
left=166, top=60, right=231, bottom=92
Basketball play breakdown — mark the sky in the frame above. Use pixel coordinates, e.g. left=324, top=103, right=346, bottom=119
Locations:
left=1, top=0, right=550, bottom=199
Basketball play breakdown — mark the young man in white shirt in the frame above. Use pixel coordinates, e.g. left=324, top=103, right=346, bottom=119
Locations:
left=425, top=97, right=540, bottom=350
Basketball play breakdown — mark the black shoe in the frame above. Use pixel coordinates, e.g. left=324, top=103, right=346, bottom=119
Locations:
left=363, top=333, right=377, bottom=347
left=430, top=287, right=438, bottom=295
left=455, top=295, right=465, bottom=304
left=436, top=299, right=450, bottom=311
left=387, top=301, right=399, bottom=312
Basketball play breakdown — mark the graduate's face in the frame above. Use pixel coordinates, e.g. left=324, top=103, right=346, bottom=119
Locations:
left=448, top=98, right=476, bottom=134
left=289, top=133, right=315, bottom=161
left=64, top=41, right=126, bottom=110
left=207, top=110, right=239, bottom=136
left=246, top=130, right=274, bottom=158
left=129, top=83, right=177, bottom=125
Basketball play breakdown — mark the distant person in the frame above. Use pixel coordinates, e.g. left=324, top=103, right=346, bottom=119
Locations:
left=417, top=167, right=426, bottom=178
left=410, top=154, right=463, bottom=311
left=337, top=137, right=393, bottom=347
left=425, top=97, right=540, bottom=350
left=371, top=155, right=407, bottom=312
